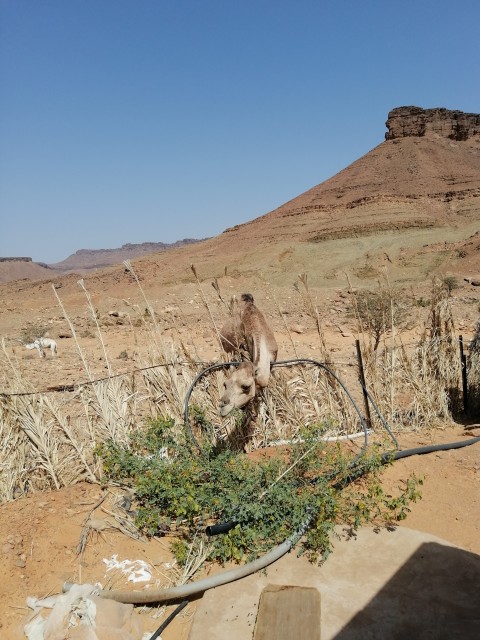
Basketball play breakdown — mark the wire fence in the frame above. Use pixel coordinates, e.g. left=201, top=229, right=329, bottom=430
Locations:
left=0, top=335, right=474, bottom=398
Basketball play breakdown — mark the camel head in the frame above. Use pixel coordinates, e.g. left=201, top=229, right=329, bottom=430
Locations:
left=219, top=361, right=256, bottom=417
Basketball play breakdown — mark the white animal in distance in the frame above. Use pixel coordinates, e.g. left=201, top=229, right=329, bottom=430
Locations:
left=24, top=338, right=58, bottom=358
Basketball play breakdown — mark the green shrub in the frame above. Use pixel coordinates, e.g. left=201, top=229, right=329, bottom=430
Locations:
left=97, top=417, right=422, bottom=565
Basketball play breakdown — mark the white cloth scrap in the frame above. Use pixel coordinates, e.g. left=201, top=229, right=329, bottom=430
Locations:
left=103, top=554, right=153, bottom=583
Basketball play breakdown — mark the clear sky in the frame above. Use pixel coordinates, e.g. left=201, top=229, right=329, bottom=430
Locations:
left=1, top=0, right=479, bottom=263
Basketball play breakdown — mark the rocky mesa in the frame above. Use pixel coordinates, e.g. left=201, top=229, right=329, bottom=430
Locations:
left=385, top=105, right=480, bottom=141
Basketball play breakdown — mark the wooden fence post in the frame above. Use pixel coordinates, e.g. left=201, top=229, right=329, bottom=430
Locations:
left=355, top=339, right=372, bottom=428
left=459, top=335, right=468, bottom=414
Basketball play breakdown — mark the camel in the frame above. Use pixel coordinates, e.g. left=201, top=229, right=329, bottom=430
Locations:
left=219, top=293, right=278, bottom=417
left=24, top=337, right=58, bottom=358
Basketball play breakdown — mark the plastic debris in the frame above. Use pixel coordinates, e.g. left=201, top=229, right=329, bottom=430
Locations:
left=103, top=554, right=153, bottom=583
left=24, top=583, right=144, bottom=640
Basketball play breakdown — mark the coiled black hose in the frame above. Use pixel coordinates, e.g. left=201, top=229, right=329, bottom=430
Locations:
left=184, top=358, right=376, bottom=455
left=184, top=358, right=479, bottom=536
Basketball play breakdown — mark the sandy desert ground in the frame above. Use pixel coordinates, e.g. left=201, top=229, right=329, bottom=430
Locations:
left=1, top=264, right=479, bottom=639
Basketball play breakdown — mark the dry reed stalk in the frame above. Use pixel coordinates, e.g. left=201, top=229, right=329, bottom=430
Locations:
left=360, top=278, right=460, bottom=431
left=0, top=397, right=30, bottom=501
left=353, top=278, right=460, bottom=429
left=53, top=283, right=140, bottom=444
left=51, top=283, right=93, bottom=381
left=79, top=375, right=139, bottom=445
left=294, top=275, right=356, bottom=423
left=191, top=264, right=224, bottom=352
left=78, top=279, right=113, bottom=376
left=1, top=338, right=28, bottom=390
left=173, top=532, right=213, bottom=586
left=11, top=394, right=63, bottom=489
left=140, top=359, right=192, bottom=426
left=123, top=260, right=170, bottom=359
left=211, top=277, right=231, bottom=313
left=43, top=393, right=98, bottom=482
left=295, top=273, right=330, bottom=362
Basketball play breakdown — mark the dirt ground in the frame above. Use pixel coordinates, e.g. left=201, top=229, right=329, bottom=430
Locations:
left=1, top=256, right=480, bottom=639
left=0, top=423, right=478, bottom=640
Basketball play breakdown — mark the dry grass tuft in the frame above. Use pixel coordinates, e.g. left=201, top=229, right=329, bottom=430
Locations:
left=355, top=277, right=462, bottom=431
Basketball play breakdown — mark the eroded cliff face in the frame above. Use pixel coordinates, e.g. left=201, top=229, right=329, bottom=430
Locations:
left=385, top=106, right=480, bottom=141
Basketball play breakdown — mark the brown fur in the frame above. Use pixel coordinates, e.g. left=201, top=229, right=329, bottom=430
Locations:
left=219, top=294, right=278, bottom=416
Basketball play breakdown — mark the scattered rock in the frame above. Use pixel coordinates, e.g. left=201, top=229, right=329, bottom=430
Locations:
left=290, top=323, right=305, bottom=334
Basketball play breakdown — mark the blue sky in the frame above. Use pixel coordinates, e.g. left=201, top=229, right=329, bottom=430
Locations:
left=1, top=0, right=479, bottom=263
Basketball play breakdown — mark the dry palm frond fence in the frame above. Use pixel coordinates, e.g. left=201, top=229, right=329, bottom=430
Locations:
left=0, top=332, right=475, bottom=503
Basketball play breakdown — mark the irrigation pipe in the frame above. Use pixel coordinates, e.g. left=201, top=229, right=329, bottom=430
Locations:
left=64, top=513, right=312, bottom=605
left=387, top=436, right=480, bottom=461
left=64, top=359, right=480, bottom=606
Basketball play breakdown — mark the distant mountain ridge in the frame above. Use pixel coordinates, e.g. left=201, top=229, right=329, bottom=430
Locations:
left=48, top=238, right=204, bottom=271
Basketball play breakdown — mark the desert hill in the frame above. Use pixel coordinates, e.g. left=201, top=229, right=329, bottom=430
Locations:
left=0, top=258, right=54, bottom=284
left=1, top=106, right=479, bottom=300
left=107, top=105, right=479, bottom=289
left=218, top=106, right=480, bottom=245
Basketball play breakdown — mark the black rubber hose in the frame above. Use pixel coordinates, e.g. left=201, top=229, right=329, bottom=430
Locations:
left=206, top=521, right=237, bottom=536
left=62, top=511, right=313, bottom=604
left=149, top=600, right=188, bottom=639
left=387, top=436, right=480, bottom=461
left=184, top=358, right=374, bottom=456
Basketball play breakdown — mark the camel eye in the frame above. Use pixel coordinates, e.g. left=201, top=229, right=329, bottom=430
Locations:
left=223, top=382, right=227, bottom=389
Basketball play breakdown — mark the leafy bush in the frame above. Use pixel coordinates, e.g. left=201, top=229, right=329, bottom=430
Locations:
left=441, top=275, right=459, bottom=296
left=97, top=417, right=422, bottom=565
left=352, top=287, right=411, bottom=351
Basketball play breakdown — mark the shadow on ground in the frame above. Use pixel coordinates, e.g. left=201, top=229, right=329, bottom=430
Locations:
left=333, top=541, right=480, bottom=639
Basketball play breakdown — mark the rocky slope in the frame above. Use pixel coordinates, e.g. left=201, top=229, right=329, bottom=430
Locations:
left=219, top=106, right=480, bottom=247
